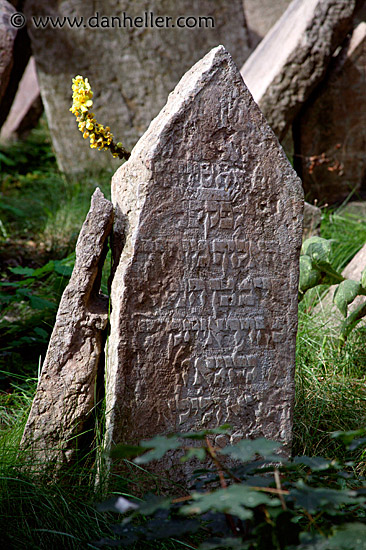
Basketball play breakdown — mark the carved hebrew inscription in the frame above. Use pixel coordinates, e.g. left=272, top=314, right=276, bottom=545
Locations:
left=106, top=46, right=303, bottom=453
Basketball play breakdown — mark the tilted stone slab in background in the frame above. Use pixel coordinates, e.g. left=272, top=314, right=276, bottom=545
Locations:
left=303, top=202, right=322, bottom=239
left=0, top=1, right=31, bottom=129
left=294, top=22, right=366, bottom=204
left=24, top=0, right=250, bottom=173
left=21, top=189, right=113, bottom=472
left=241, top=0, right=357, bottom=141
left=105, top=46, right=304, bottom=473
left=0, top=57, right=43, bottom=141
left=243, top=0, right=291, bottom=49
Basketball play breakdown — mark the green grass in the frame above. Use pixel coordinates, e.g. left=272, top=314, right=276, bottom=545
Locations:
left=1, top=121, right=366, bottom=548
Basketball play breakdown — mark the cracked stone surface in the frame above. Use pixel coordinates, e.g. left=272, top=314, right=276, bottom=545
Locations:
left=105, top=46, right=304, bottom=475
left=241, top=0, right=358, bottom=141
left=24, top=0, right=250, bottom=173
left=20, top=188, right=113, bottom=473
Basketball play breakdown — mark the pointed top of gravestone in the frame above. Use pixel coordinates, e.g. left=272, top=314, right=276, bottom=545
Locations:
left=131, top=45, right=231, bottom=160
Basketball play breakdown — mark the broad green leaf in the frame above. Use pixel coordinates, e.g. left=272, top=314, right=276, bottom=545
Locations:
left=333, top=280, right=361, bottom=317
left=219, top=438, right=281, bottom=462
left=339, top=301, right=366, bottom=343
left=33, top=327, right=49, bottom=340
left=361, top=266, right=366, bottom=290
left=9, top=266, right=35, bottom=277
left=0, top=151, right=17, bottom=166
left=138, top=495, right=172, bottom=515
left=110, top=444, right=146, bottom=460
left=199, top=538, right=250, bottom=550
left=181, top=484, right=280, bottom=520
left=293, top=456, right=334, bottom=471
left=326, top=523, right=366, bottom=549
left=144, top=518, right=200, bottom=540
left=180, top=447, right=206, bottom=463
left=301, top=237, right=333, bottom=265
left=29, top=295, right=56, bottom=310
left=54, top=261, right=73, bottom=277
left=134, top=435, right=181, bottom=464
left=299, top=255, right=321, bottom=294
left=179, top=424, right=232, bottom=440
left=291, top=480, right=362, bottom=514
left=331, top=428, right=366, bottom=446
left=32, top=261, right=55, bottom=278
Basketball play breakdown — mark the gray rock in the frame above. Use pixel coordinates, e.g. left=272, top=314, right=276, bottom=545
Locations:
left=243, top=0, right=291, bottom=49
left=24, top=0, right=250, bottom=173
left=294, top=22, right=366, bottom=204
left=241, top=0, right=357, bottom=141
left=303, top=202, right=322, bottom=239
left=20, top=189, right=113, bottom=473
left=105, top=46, right=304, bottom=474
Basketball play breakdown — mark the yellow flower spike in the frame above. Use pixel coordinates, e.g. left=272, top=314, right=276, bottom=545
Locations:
left=70, top=75, right=130, bottom=161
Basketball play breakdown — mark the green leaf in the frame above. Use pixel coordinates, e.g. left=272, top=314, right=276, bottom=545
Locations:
left=32, top=261, right=55, bottom=278
left=339, top=301, right=366, bottom=343
left=333, top=280, right=361, bottom=317
left=219, top=438, right=281, bottom=462
left=299, top=255, right=322, bottom=294
left=181, top=484, right=280, bottom=520
left=291, top=480, right=362, bottom=514
left=181, top=447, right=206, bottom=462
left=361, top=266, right=366, bottom=290
left=110, top=444, right=146, bottom=460
left=134, top=435, right=181, bottom=464
left=301, top=237, right=333, bottom=265
left=54, top=261, right=73, bottom=277
left=9, top=266, right=36, bottom=277
left=199, top=538, right=250, bottom=550
left=33, top=327, right=49, bottom=340
left=29, top=295, right=57, bottom=310
left=326, top=523, right=366, bottom=549
left=331, top=428, right=366, bottom=446
left=179, top=425, right=232, bottom=440
left=144, top=517, right=200, bottom=540
left=293, top=456, right=335, bottom=471
left=138, top=495, right=172, bottom=516
left=0, top=151, right=17, bottom=166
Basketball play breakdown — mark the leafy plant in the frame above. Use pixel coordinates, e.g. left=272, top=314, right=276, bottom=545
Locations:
left=299, top=237, right=366, bottom=344
left=95, top=428, right=366, bottom=549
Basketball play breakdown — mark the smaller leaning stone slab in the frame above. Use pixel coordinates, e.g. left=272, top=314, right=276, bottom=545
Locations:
left=20, top=188, right=113, bottom=473
left=241, top=0, right=357, bottom=141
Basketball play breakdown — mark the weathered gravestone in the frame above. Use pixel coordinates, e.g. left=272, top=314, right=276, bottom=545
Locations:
left=21, top=189, right=113, bottom=472
left=241, top=0, right=358, bottom=142
left=24, top=0, right=250, bottom=173
left=105, top=46, right=304, bottom=472
left=0, top=0, right=16, bottom=104
left=294, top=22, right=366, bottom=204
